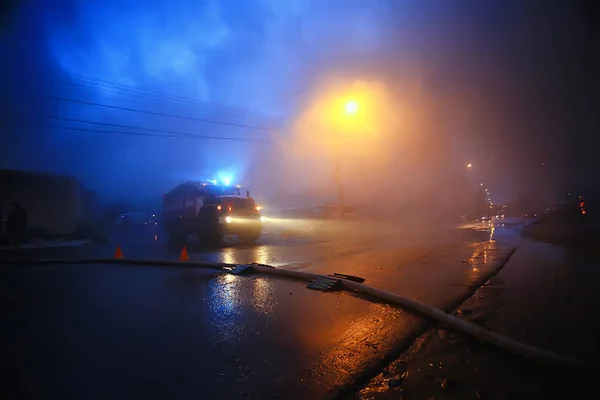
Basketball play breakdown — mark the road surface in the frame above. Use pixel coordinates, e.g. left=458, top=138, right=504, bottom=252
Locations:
left=1, top=219, right=519, bottom=399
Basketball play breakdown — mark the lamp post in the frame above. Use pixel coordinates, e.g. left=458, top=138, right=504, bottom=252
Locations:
left=335, top=100, right=359, bottom=209
left=334, top=158, right=344, bottom=206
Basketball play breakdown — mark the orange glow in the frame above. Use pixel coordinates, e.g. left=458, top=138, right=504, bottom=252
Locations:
left=277, top=78, right=408, bottom=201
left=251, top=278, right=276, bottom=316
left=250, top=73, right=472, bottom=213
left=217, top=205, right=222, bottom=211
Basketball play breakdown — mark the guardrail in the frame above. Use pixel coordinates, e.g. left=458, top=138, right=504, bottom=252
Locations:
left=259, top=205, right=363, bottom=239
left=262, top=204, right=357, bottom=219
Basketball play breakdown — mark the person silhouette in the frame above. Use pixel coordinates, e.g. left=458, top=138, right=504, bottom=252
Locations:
left=7, top=202, right=27, bottom=249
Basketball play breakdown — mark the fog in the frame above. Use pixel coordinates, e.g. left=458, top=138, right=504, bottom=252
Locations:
left=251, top=77, right=442, bottom=195
left=1, top=0, right=599, bottom=216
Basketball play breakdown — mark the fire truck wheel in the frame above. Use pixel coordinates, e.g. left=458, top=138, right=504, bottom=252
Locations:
left=202, top=227, right=224, bottom=245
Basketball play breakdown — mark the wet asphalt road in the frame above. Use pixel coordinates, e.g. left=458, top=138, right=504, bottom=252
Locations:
left=359, top=238, right=600, bottom=399
left=0, top=220, right=519, bottom=399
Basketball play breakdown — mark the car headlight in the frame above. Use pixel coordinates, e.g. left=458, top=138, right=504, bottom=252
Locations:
left=260, top=216, right=266, bottom=223
left=225, top=216, right=232, bottom=224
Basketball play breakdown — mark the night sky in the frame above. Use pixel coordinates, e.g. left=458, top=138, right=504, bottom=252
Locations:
left=1, top=0, right=599, bottom=204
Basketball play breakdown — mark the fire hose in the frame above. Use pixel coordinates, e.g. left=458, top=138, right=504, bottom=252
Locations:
left=1, top=257, right=587, bottom=372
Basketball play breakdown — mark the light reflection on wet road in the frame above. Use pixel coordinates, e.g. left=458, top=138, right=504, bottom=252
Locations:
left=0, top=220, right=520, bottom=399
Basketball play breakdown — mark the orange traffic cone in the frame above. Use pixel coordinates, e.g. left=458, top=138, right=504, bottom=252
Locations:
left=114, top=245, right=123, bottom=259
left=179, top=246, right=189, bottom=261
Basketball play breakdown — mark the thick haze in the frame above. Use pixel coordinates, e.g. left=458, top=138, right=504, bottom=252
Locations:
left=1, top=0, right=599, bottom=208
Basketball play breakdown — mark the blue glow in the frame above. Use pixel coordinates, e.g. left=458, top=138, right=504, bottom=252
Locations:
left=215, top=170, right=235, bottom=186
left=16, top=0, right=391, bottom=201
left=8, top=0, right=566, bottom=205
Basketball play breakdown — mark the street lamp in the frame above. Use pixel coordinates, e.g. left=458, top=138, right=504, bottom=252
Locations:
left=345, top=100, right=359, bottom=115
left=467, top=163, right=472, bottom=168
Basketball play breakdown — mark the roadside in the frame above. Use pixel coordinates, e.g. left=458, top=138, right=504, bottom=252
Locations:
left=0, top=238, right=94, bottom=250
left=356, top=238, right=599, bottom=399
left=522, top=217, right=600, bottom=255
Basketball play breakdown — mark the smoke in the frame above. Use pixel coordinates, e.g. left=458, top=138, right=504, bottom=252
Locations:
left=244, top=71, right=476, bottom=223
left=2, top=0, right=598, bottom=212
left=0, top=1, right=72, bottom=169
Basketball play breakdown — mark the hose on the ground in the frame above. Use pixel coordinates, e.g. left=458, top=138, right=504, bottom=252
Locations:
left=1, top=257, right=587, bottom=372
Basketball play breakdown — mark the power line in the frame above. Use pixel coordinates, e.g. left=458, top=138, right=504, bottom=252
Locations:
left=43, top=125, right=271, bottom=143
left=41, top=115, right=271, bottom=141
left=50, top=69, right=240, bottom=110
left=46, top=78, right=284, bottom=135
left=40, top=94, right=284, bottom=133
left=48, top=74, right=259, bottom=119
left=48, top=69, right=284, bottom=124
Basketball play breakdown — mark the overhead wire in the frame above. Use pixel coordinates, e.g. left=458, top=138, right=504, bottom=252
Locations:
left=40, top=115, right=272, bottom=142
left=47, top=75, right=268, bottom=122
left=39, top=94, right=284, bottom=134
left=47, top=69, right=284, bottom=126
left=41, top=69, right=291, bottom=143
left=49, top=69, right=246, bottom=110
left=43, top=125, right=271, bottom=143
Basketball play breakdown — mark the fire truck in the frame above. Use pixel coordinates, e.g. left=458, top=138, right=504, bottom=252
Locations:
left=162, top=181, right=263, bottom=245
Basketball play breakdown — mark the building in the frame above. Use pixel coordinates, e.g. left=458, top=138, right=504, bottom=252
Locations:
left=0, top=169, right=96, bottom=236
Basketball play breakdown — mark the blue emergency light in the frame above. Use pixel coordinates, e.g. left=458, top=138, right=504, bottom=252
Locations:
left=204, top=174, right=233, bottom=186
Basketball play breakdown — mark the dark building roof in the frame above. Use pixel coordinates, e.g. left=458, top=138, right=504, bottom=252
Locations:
left=0, top=168, right=85, bottom=186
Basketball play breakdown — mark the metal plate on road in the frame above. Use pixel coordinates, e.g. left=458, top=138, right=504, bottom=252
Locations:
left=223, top=264, right=254, bottom=275
left=328, top=273, right=365, bottom=283
left=307, top=277, right=342, bottom=292
left=251, top=262, right=275, bottom=269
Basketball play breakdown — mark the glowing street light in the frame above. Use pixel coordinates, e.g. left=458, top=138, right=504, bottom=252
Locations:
left=467, top=163, right=472, bottom=168
left=344, top=100, right=359, bottom=115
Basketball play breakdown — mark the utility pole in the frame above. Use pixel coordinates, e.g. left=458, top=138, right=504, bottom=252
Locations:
left=334, top=157, right=344, bottom=206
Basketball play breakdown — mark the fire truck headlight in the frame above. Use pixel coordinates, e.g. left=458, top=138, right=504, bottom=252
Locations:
left=225, top=216, right=232, bottom=224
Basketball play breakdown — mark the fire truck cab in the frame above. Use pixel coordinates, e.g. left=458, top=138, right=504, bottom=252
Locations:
left=162, top=181, right=263, bottom=245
